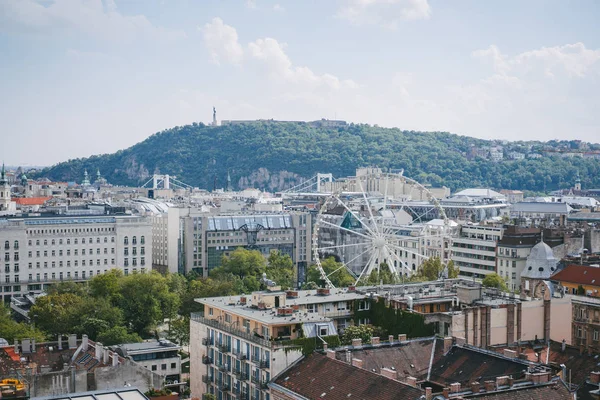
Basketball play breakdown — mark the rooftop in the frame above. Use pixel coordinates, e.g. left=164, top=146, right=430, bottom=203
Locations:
left=272, top=353, right=424, bottom=400
left=34, top=388, right=148, bottom=400
left=551, top=264, right=600, bottom=286
left=110, top=340, right=180, bottom=356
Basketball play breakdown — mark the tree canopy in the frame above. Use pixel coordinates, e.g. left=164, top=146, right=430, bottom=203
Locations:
left=32, top=122, right=600, bottom=193
left=482, top=273, right=509, bottom=292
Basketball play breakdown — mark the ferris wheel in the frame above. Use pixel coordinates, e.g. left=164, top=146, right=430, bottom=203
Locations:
left=312, top=172, right=451, bottom=288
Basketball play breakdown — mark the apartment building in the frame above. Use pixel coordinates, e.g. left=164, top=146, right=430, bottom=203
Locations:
left=111, top=339, right=182, bottom=384
left=452, top=225, right=503, bottom=280
left=190, top=286, right=365, bottom=400
left=153, top=209, right=312, bottom=282
left=0, top=214, right=151, bottom=302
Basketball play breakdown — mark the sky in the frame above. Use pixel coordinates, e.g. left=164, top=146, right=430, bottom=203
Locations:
left=1, top=0, right=599, bottom=166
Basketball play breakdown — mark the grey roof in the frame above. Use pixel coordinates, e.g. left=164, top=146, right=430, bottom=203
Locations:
left=33, top=388, right=148, bottom=400
left=454, top=188, right=505, bottom=199
left=207, top=214, right=293, bottom=231
left=521, top=241, right=558, bottom=279
left=511, top=202, right=573, bottom=214
left=110, top=339, right=181, bottom=355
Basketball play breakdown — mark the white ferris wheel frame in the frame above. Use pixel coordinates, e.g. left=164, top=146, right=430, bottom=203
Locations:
left=311, top=172, right=450, bottom=288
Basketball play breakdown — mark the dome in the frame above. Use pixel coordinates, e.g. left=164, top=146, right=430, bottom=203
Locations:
left=521, top=241, right=558, bottom=279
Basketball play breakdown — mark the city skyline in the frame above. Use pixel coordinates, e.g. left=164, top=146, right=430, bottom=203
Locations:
left=1, top=0, right=599, bottom=166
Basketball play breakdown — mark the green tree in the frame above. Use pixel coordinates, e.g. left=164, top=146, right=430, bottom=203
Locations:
left=30, top=293, right=84, bottom=336
left=89, top=269, right=123, bottom=304
left=118, top=271, right=180, bottom=335
left=411, top=257, right=457, bottom=281
left=577, top=285, right=586, bottom=295
left=214, top=248, right=266, bottom=279
left=266, top=251, right=294, bottom=289
left=97, top=326, right=142, bottom=346
left=482, top=273, right=509, bottom=292
left=447, top=260, right=459, bottom=279
left=340, top=324, right=374, bottom=345
left=306, top=257, right=354, bottom=287
left=302, top=281, right=319, bottom=290
left=180, top=277, right=237, bottom=316
left=169, top=316, right=190, bottom=346
left=0, top=304, right=46, bottom=342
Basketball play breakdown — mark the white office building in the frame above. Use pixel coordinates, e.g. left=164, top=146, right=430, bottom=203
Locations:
left=0, top=214, right=151, bottom=302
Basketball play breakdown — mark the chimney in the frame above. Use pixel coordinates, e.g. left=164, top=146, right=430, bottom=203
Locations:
left=470, top=382, right=480, bottom=394
left=388, top=335, right=394, bottom=343
left=508, top=376, right=514, bottom=387
left=405, top=376, right=417, bottom=387
left=444, top=337, right=453, bottom=354
left=503, top=349, right=517, bottom=358
left=351, top=338, right=362, bottom=347
left=527, top=371, right=551, bottom=384
left=371, top=337, right=380, bottom=345
left=398, top=334, right=407, bottom=342
left=82, top=335, right=89, bottom=351
left=103, top=348, right=109, bottom=364
left=58, top=334, right=62, bottom=350
left=31, top=338, right=36, bottom=353
left=496, top=376, right=508, bottom=387
left=112, top=352, right=119, bottom=366
left=381, top=368, right=397, bottom=380
left=450, top=382, right=461, bottom=393
left=351, top=358, right=363, bottom=369
left=442, top=387, right=449, bottom=398
left=14, top=339, right=19, bottom=354
left=95, top=343, right=103, bottom=361
left=484, top=380, right=496, bottom=392
left=425, top=387, right=433, bottom=400
left=591, top=371, right=600, bottom=384
left=68, top=334, right=77, bottom=349
left=326, top=350, right=336, bottom=359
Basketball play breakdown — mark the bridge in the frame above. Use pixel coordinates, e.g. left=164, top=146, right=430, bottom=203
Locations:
left=141, top=174, right=193, bottom=190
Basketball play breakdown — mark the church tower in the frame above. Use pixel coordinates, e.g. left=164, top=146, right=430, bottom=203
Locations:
left=575, top=171, right=582, bottom=191
left=0, top=163, right=12, bottom=211
left=82, top=169, right=91, bottom=186
left=227, top=170, right=232, bottom=192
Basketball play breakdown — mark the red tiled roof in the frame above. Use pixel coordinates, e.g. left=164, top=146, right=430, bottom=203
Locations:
left=550, top=264, right=600, bottom=287
left=12, top=196, right=52, bottom=206
left=273, top=353, right=424, bottom=400
left=469, top=381, right=572, bottom=399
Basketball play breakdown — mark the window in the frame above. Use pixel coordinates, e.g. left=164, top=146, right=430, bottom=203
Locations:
left=594, top=330, right=599, bottom=341
left=51, top=250, right=55, bottom=256
left=124, top=258, right=129, bottom=267
left=209, top=308, right=214, bottom=316
left=14, top=241, right=19, bottom=249
left=4, top=241, right=9, bottom=250
left=161, top=364, right=167, bottom=370
left=124, top=247, right=129, bottom=256
left=124, top=236, right=129, bottom=245
left=132, top=236, right=137, bottom=245
left=141, top=236, right=145, bottom=245
left=151, top=365, right=157, bottom=371
left=141, top=247, right=145, bottom=255
left=358, top=300, right=370, bottom=311
left=171, top=363, right=176, bottom=369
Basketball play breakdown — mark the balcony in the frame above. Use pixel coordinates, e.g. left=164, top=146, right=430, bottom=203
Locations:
left=202, top=356, right=213, bottom=365
left=260, top=381, right=269, bottom=390
left=202, top=337, right=210, bottom=346
left=217, top=343, right=231, bottom=353
left=202, top=375, right=213, bottom=384
left=253, top=359, right=269, bottom=369
left=217, top=362, right=229, bottom=372
left=251, top=375, right=260, bottom=385
left=235, top=352, right=248, bottom=361
left=235, top=371, right=249, bottom=381
left=217, top=383, right=230, bottom=392
left=191, top=312, right=273, bottom=348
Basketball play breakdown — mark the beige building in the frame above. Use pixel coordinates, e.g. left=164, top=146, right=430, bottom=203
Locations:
left=190, top=286, right=366, bottom=400
left=0, top=214, right=151, bottom=302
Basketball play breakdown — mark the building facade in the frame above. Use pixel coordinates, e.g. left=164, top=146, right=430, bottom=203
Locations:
left=0, top=214, right=151, bottom=302
left=452, top=225, right=503, bottom=280
left=153, top=209, right=312, bottom=282
left=111, top=339, right=182, bottom=384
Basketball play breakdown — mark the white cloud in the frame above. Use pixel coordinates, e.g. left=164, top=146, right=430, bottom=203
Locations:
left=336, top=0, right=431, bottom=29
left=0, top=0, right=185, bottom=41
left=247, top=37, right=358, bottom=89
left=201, top=17, right=244, bottom=65
left=473, top=42, right=600, bottom=79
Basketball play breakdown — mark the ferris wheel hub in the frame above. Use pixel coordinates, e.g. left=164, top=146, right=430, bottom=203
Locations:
left=373, top=236, right=386, bottom=249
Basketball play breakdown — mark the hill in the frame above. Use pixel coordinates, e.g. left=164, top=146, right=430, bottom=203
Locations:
left=34, top=121, right=600, bottom=193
